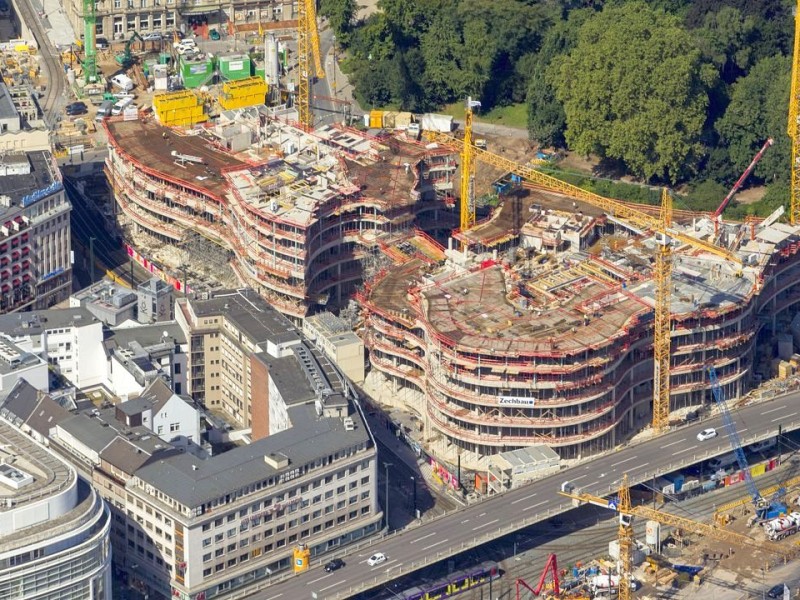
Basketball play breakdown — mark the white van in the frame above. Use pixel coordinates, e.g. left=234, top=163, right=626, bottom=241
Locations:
left=111, top=96, right=134, bottom=115
left=110, top=74, right=134, bottom=92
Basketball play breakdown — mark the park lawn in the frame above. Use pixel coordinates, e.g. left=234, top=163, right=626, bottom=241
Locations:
left=442, top=102, right=528, bottom=128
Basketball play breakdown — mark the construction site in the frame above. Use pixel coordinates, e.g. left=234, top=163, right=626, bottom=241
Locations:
left=94, top=0, right=800, bottom=476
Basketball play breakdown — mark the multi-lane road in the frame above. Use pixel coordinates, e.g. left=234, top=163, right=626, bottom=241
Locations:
left=232, top=391, right=800, bottom=600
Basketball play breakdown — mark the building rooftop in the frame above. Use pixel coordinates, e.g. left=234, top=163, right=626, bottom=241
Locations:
left=0, top=419, right=75, bottom=514
left=0, top=307, right=98, bottom=337
left=107, top=321, right=187, bottom=350
left=0, top=83, right=18, bottom=121
left=0, top=335, right=44, bottom=375
left=135, top=401, right=368, bottom=509
left=367, top=216, right=800, bottom=357
left=0, top=150, right=59, bottom=212
left=117, top=378, right=176, bottom=416
left=188, top=289, right=299, bottom=347
left=105, top=120, right=249, bottom=199
left=0, top=380, right=71, bottom=436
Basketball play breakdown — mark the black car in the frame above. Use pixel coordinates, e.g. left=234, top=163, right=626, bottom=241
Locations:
left=65, top=102, right=88, bottom=116
left=324, top=558, right=345, bottom=573
left=768, top=584, right=787, bottom=598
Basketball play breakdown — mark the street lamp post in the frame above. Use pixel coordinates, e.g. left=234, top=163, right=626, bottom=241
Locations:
left=410, top=476, right=417, bottom=518
left=383, top=462, right=393, bottom=530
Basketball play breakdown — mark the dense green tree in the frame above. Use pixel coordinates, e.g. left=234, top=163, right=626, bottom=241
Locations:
left=551, top=2, right=714, bottom=182
left=694, top=7, right=755, bottom=80
left=684, top=179, right=729, bottom=212
left=715, top=55, right=791, bottom=186
left=526, top=8, right=593, bottom=147
left=319, top=0, right=357, bottom=45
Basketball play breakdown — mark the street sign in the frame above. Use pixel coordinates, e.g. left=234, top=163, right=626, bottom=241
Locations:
left=608, top=500, right=618, bottom=511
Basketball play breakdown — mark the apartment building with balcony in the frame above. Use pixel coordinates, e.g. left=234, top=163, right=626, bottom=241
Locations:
left=0, top=417, right=112, bottom=600
left=104, top=119, right=456, bottom=321
left=0, top=150, right=71, bottom=313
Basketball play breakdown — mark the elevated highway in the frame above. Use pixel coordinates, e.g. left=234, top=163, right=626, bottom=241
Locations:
left=235, top=392, right=800, bottom=600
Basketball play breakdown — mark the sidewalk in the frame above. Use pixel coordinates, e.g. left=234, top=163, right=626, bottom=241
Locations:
left=324, top=47, right=364, bottom=118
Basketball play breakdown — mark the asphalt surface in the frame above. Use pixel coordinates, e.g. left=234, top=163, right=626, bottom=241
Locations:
left=15, top=0, right=65, bottom=124
left=235, top=392, right=800, bottom=600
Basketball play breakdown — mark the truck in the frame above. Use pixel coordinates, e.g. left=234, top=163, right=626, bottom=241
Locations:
left=763, top=512, right=800, bottom=541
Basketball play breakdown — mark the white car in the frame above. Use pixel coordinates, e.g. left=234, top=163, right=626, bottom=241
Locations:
left=367, top=553, right=386, bottom=566
left=142, top=32, right=162, bottom=41
left=696, top=428, right=718, bottom=441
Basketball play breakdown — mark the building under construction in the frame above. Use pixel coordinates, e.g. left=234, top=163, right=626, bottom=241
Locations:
left=359, top=191, right=800, bottom=468
left=104, top=115, right=800, bottom=470
left=103, top=117, right=456, bottom=320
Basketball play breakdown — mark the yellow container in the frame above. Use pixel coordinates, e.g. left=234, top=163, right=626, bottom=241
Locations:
left=154, top=91, right=206, bottom=127
left=219, top=76, right=268, bottom=110
left=369, top=110, right=384, bottom=129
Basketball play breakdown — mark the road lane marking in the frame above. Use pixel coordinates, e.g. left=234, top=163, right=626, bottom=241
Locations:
left=523, top=500, right=548, bottom=512
left=461, top=519, right=470, bottom=524
left=611, top=456, right=637, bottom=467
left=738, top=428, right=748, bottom=434
left=773, top=412, right=798, bottom=422
left=319, top=580, right=346, bottom=592
left=763, top=405, right=787, bottom=415
left=472, top=518, right=499, bottom=531
left=376, top=559, right=398, bottom=570
left=624, top=462, right=648, bottom=473
left=571, top=474, right=588, bottom=482
left=662, top=439, right=685, bottom=449
left=584, top=480, right=599, bottom=489
left=671, top=445, right=698, bottom=455
left=265, top=595, right=283, bottom=600
left=410, top=532, right=436, bottom=544
left=511, top=492, right=538, bottom=505
left=479, top=512, right=486, bottom=517
left=306, top=573, right=333, bottom=585
left=423, top=538, right=450, bottom=550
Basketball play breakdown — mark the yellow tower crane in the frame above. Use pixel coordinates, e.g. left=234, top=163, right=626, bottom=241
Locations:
left=460, top=99, right=478, bottom=232
left=561, top=475, right=795, bottom=600
left=297, top=0, right=325, bottom=130
left=420, top=133, right=742, bottom=430
left=790, top=0, right=800, bottom=224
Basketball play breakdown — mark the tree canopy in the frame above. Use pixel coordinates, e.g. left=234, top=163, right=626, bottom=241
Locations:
left=329, top=0, right=796, bottom=209
left=551, top=2, right=714, bottom=182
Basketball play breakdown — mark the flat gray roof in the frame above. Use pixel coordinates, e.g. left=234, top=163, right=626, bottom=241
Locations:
left=109, top=321, right=187, bottom=348
left=0, top=307, right=97, bottom=337
left=135, top=402, right=369, bottom=508
left=190, top=289, right=299, bottom=346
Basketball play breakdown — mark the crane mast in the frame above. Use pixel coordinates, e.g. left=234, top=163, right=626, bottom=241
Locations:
left=652, top=189, right=673, bottom=431
left=790, top=0, right=800, bottom=225
left=82, top=0, right=97, bottom=83
left=460, top=99, right=479, bottom=231
left=296, top=0, right=324, bottom=130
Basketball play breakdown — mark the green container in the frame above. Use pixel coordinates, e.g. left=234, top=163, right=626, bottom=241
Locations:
left=159, top=52, right=171, bottom=65
left=219, top=54, right=251, bottom=81
left=253, top=61, right=265, bottom=79
left=180, top=55, right=214, bottom=89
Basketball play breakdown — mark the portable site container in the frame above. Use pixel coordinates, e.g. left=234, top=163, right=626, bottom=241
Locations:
left=219, top=54, right=251, bottom=81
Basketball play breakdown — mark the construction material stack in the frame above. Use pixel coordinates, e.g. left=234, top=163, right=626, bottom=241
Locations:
left=219, top=77, right=267, bottom=111
left=153, top=91, right=206, bottom=127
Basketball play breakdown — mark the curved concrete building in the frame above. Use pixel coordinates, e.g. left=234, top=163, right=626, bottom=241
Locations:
left=0, top=418, right=111, bottom=600
left=360, top=216, right=800, bottom=470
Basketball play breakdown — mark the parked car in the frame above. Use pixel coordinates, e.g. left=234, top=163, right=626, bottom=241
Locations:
left=696, top=428, right=718, bottom=442
left=324, top=558, right=345, bottom=572
left=209, top=28, right=220, bottom=40
left=142, top=32, right=162, bottom=41
left=65, top=101, right=87, bottom=115
left=767, top=584, right=787, bottom=598
left=367, top=553, right=386, bottom=567
left=95, top=37, right=109, bottom=49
